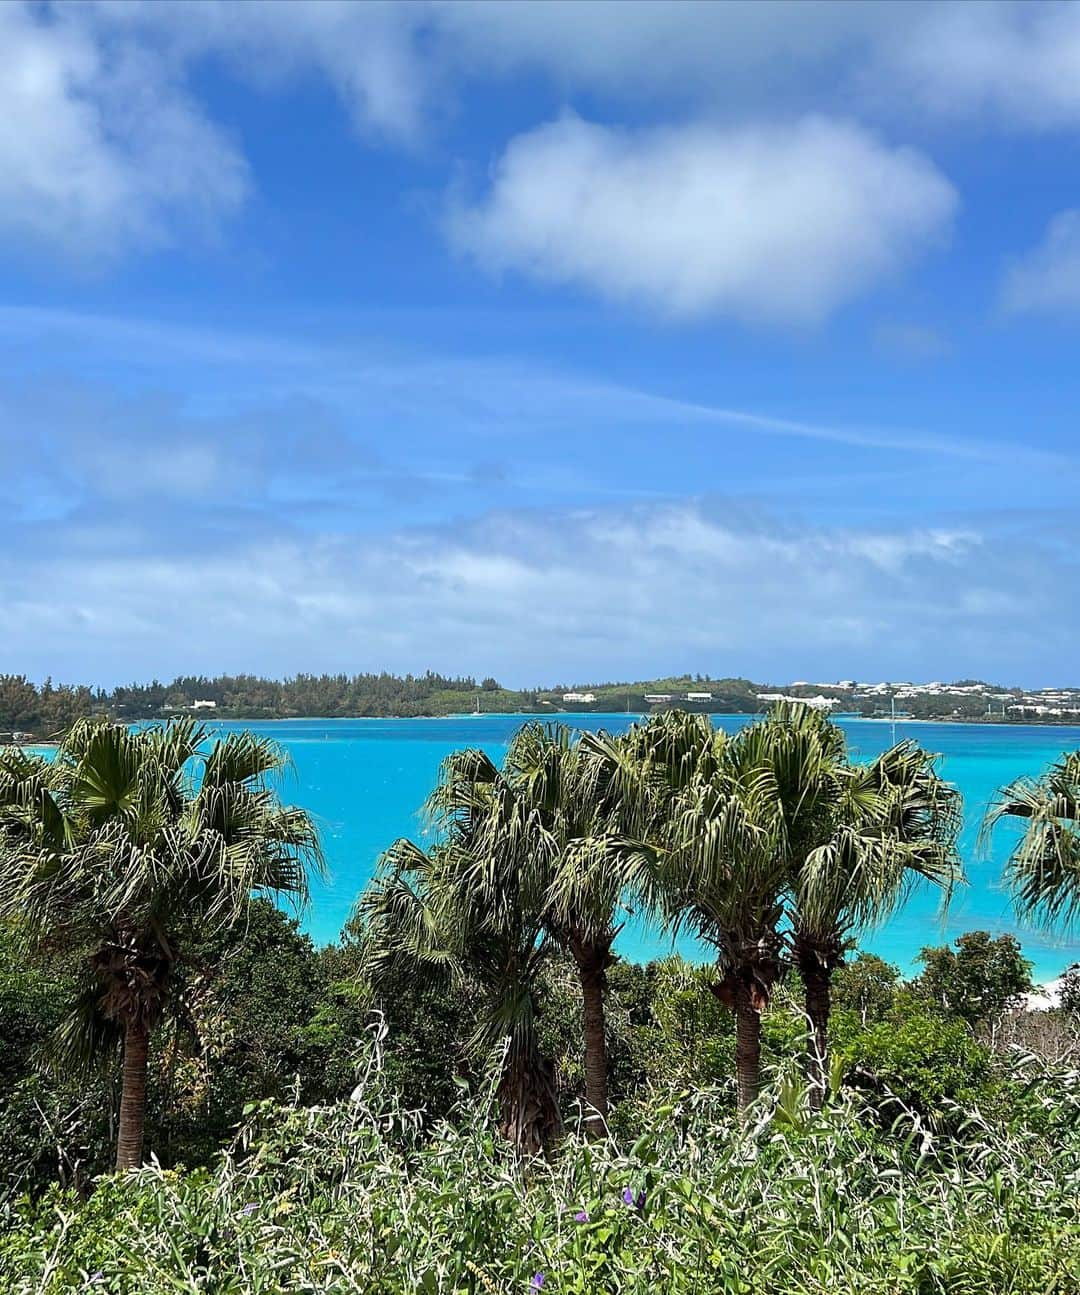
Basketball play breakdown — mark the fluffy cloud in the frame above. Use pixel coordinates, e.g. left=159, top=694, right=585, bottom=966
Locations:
left=152, top=0, right=1080, bottom=137
left=92, top=0, right=430, bottom=143
left=0, top=5, right=247, bottom=260
left=1001, top=210, right=1080, bottom=313
left=139, top=0, right=1080, bottom=137
left=447, top=116, right=956, bottom=324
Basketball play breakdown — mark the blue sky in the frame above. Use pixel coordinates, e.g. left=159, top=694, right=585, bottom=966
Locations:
left=3, top=1, right=1079, bottom=688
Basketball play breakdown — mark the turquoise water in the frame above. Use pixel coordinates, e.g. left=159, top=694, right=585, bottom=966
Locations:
left=172, top=713, right=1080, bottom=982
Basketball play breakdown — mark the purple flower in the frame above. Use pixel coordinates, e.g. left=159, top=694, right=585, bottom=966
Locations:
left=531, top=1274, right=545, bottom=1290
left=622, top=1186, right=646, bottom=1211
left=574, top=1210, right=589, bottom=1223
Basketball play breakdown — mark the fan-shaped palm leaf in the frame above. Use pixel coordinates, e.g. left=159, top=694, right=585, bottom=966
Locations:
left=985, top=750, right=1080, bottom=930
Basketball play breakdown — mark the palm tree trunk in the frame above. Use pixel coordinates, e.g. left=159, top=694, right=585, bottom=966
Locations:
left=116, top=1019, right=150, bottom=1171
left=575, top=950, right=609, bottom=1135
left=794, top=934, right=840, bottom=1111
left=801, top=961, right=831, bottom=1110
left=498, top=1031, right=562, bottom=1157
left=733, top=980, right=762, bottom=1115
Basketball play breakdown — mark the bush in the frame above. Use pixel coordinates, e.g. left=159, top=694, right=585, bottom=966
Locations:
left=838, top=993, right=993, bottom=1125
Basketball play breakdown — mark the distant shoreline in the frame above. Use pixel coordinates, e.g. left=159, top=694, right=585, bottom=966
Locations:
left=9, top=671, right=1080, bottom=739
left=12, top=711, right=1080, bottom=747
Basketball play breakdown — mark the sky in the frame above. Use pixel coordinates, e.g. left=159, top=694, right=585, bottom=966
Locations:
left=3, top=0, right=1079, bottom=690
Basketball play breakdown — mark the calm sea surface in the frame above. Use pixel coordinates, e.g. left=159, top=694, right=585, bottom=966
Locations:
left=146, top=714, right=1080, bottom=980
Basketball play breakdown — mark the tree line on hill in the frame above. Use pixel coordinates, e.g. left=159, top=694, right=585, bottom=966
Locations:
left=3, top=668, right=1042, bottom=741
left=0, top=672, right=523, bottom=736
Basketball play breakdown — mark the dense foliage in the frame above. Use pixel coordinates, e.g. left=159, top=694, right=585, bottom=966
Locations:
left=2, top=1028, right=1079, bottom=1293
left=915, top=931, right=1034, bottom=1025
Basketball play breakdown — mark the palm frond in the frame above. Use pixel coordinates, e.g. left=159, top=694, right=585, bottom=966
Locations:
left=985, top=751, right=1080, bottom=930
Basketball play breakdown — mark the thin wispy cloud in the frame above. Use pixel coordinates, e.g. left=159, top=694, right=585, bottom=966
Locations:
left=0, top=305, right=1052, bottom=474
left=1001, top=210, right=1080, bottom=315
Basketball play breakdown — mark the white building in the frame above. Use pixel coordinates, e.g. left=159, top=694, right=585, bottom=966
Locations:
left=192, top=699, right=218, bottom=710
left=562, top=692, right=597, bottom=703
left=756, top=693, right=840, bottom=710
left=686, top=692, right=713, bottom=701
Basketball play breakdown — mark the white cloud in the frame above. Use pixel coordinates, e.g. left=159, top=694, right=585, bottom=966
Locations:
left=169, top=0, right=1080, bottom=137
left=3, top=498, right=1068, bottom=687
left=9, top=0, right=1080, bottom=270
left=0, top=4, right=247, bottom=260
left=447, top=115, right=956, bottom=324
left=1001, top=210, right=1080, bottom=314
left=8, top=0, right=1080, bottom=271
left=438, top=0, right=1080, bottom=134
left=879, top=2, right=1080, bottom=130
left=430, top=1, right=890, bottom=103
left=92, top=0, right=430, bottom=143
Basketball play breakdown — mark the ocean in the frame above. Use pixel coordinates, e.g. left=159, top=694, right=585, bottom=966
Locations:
left=183, top=712, right=1080, bottom=982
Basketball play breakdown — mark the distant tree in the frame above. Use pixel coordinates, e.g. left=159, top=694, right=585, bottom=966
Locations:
left=1059, top=963, right=1080, bottom=1017
left=915, top=931, right=1034, bottom=1025
left=831, top=952, right=901, bottom=1027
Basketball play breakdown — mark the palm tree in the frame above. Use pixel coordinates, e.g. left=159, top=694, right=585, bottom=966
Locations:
left=766, top=704, right=961, bottom=1105
left=362, top=747, right=562, bottom=1155
left=505, top=723, right=654, bottom=1134
left=629, top=712, right=787, bottom=1114
left=0, top=720, right=321, bottom=1171
left=985, top=748, right=1080, bottom=930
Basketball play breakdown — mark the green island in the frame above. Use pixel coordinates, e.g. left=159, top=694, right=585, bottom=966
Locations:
left=4, top=670, right=1080, bottom=741
left=2, top=704, right=1079, bottom=1292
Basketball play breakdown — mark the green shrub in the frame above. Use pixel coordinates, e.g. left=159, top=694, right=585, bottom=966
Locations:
left=838, top=994, right=993, bottom=1125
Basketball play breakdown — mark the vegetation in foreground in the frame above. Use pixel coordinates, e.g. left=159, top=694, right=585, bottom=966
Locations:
left=2, top=704, right=1080, bottom=1291
left=3, top=1030, right=1080, bottom=1294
